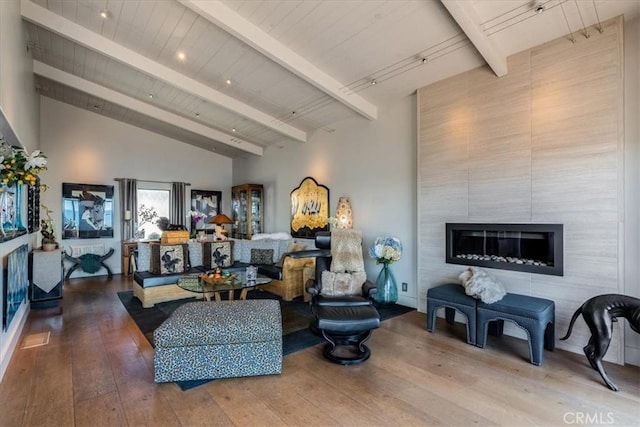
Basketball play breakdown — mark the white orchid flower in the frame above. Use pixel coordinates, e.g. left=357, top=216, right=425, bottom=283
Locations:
left=24, top=149, right=47, bottom=170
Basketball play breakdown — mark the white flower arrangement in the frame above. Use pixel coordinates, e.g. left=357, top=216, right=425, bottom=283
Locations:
left=0, top=139, right=47, bottom=186
left=369, top=236, right=402, bottom=265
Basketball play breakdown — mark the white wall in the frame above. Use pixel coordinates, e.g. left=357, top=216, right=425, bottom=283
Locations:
left=39, top=97, right=233, bottom=277
left=233, top=97, right=418, bottom=308
left=0, top=0, right=39, bottom=152
left=0, top=0, right=40, bottom=383
left=623, top=15, right=640, bottom=365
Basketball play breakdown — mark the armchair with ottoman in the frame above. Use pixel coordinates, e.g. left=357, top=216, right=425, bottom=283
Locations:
left=306, top=230, right=381, bottom=365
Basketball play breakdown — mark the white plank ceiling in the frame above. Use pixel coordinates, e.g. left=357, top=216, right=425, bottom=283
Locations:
left=20, top=0, right=640, bottom=158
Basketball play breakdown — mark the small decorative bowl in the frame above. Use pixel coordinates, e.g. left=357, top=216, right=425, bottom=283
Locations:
left=199, top=273, right=235, bottom=285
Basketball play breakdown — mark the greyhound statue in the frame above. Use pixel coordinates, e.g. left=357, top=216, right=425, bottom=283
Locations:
left=560, top=294, right=640, bottom=391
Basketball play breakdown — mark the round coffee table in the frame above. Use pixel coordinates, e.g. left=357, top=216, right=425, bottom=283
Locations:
left=177, top=270, right=272, bottom=301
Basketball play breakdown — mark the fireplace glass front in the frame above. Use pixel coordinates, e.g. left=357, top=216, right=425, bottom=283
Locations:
left=446, top=223, right=563, bottom=276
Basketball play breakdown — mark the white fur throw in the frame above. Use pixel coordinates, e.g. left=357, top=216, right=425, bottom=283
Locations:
left=330, top=229, right=364, bottom=272
left=321, top=271, right=367, bottom=296
left=458, top=267, right=506, bottom=304
left=252, top=232, right=292, bottom=241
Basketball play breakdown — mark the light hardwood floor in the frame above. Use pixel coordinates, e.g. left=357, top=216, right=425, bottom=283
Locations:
left=1, top=275, right=638, bottom=426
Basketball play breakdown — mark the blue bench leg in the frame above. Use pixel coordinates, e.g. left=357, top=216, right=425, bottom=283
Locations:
left=445, top=307, right=456, bottom=324
left=426, top=302, right=476, bottom=345
left=488, top=319, right=504, bottom=337
left=544, top=322, right=555, bottom=351
left=529, top=321, right=555, bottom=365
left=426, top=299, right=437, bottom=332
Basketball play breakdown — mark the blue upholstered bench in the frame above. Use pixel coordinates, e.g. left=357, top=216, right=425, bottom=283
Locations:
left=426, top=283, right=477, bottom=345
left=153, top=299, right=282, bottom=383
left=476, top=293, right=555, bottom=365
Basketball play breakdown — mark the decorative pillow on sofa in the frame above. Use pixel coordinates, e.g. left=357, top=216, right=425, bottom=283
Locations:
left=240, top=239, right=281, bottom=263
left=321, top=271, right=366, bottom=296
left=149, top=243, right=189, bottom=275
left=187, top=241, right=203, bottom=267
left=136, top=243, right=151, bottom=272
left=250, top=248, right=274, bottom=265
left=203, top=241, right=233, bottom=269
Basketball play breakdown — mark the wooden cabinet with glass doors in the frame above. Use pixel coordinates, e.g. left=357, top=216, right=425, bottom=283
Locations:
left=231, top=184, right=263, bottom=239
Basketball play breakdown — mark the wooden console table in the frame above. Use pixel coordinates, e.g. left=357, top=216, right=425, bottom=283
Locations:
left=64, top=248, right=114, bottom=279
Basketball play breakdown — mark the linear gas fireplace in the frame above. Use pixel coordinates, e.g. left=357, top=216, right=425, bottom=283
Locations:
left=446, top=223, right=563, bottom=276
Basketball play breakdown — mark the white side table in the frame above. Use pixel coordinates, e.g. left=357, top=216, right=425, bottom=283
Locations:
left=29, top=248, right=63, bottom=308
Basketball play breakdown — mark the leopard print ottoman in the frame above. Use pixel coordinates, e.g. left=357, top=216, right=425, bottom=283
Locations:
left=153, top=299, right=282, bottom=383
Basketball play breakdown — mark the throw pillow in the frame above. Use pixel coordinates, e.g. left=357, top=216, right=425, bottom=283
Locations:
left=321, top=271, right=366, bottom=296
left=240, top=239, right=280, bottom=263
left=203, top=241, right=233, bottom=269
left=251, top=248, right=274, bottom=265
left=329, top=229, right=364, bottom=273
left=136, top=243, right=151, bottom=272
left=187, top=241, right=203, bottom=267
left=275, top=242, right=307, bottom=268
left=149, top=244, right=188, bottom=275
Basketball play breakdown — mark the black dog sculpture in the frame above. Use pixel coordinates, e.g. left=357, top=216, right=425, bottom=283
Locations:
left=560, top=294, right=640, bottom=391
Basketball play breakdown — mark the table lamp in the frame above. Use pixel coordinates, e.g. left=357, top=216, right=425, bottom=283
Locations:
left=210, top=213, right=233, bottom=240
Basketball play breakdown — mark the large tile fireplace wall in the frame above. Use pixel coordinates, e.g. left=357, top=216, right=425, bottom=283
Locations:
left=417, top=17, right=624, bottom=362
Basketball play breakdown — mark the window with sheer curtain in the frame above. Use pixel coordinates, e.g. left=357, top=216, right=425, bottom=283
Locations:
left=136, top=187, right=169, bottom=240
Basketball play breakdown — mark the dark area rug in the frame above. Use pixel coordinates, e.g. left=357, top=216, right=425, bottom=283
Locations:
left=117, top=290, right=414, bottom=390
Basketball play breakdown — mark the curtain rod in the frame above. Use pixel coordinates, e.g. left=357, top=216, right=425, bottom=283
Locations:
left=114, top=178, right=191, bottom=186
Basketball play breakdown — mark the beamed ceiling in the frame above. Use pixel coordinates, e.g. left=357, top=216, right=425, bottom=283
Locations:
left=20, top=0, right=640, bottom=158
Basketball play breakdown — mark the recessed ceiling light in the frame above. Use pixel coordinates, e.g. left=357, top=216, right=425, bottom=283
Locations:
left=177, top=51, right=186, bottom=61
left=148, top=93, right=153, bottom=99
left=226, top=79, right=232, bottom=85
left=370, top=79, right=377, bottom=85
left=195, top=113, right=200, bottom=118
left=100, top=9, right=109, bottom=19
left=421, top=58, right=428, bottom=64
left=232, top=128, right=236, bottom=132
left=292, top=111, right=296, bottom=116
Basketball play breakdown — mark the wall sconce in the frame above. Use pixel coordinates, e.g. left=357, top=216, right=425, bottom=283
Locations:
left=335, top=196, right=353, bottom=229
left=210, top=213, right=233, bottom=240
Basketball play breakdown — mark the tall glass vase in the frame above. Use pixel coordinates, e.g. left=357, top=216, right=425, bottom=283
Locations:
left=374, top=263, right=398, bottom=305
left=14, top=184, right=24, bottom=230
left=0, top=184, right=13, bottom=232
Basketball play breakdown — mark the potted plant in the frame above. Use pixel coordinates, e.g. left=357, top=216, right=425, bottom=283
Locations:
left=40, top=204, right=57, bottom=251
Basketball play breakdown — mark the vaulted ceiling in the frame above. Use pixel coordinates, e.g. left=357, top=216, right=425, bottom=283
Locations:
left=21, top=0, right=640, bottom=158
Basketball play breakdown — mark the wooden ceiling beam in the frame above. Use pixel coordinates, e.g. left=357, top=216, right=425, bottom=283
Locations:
left=181, top=0, right=378, bottom=121
left=33, top=61, right=263, bottom=156
left=442, top=0, right=508, bottom=77
left=21, top=0, right=305, bottom=143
